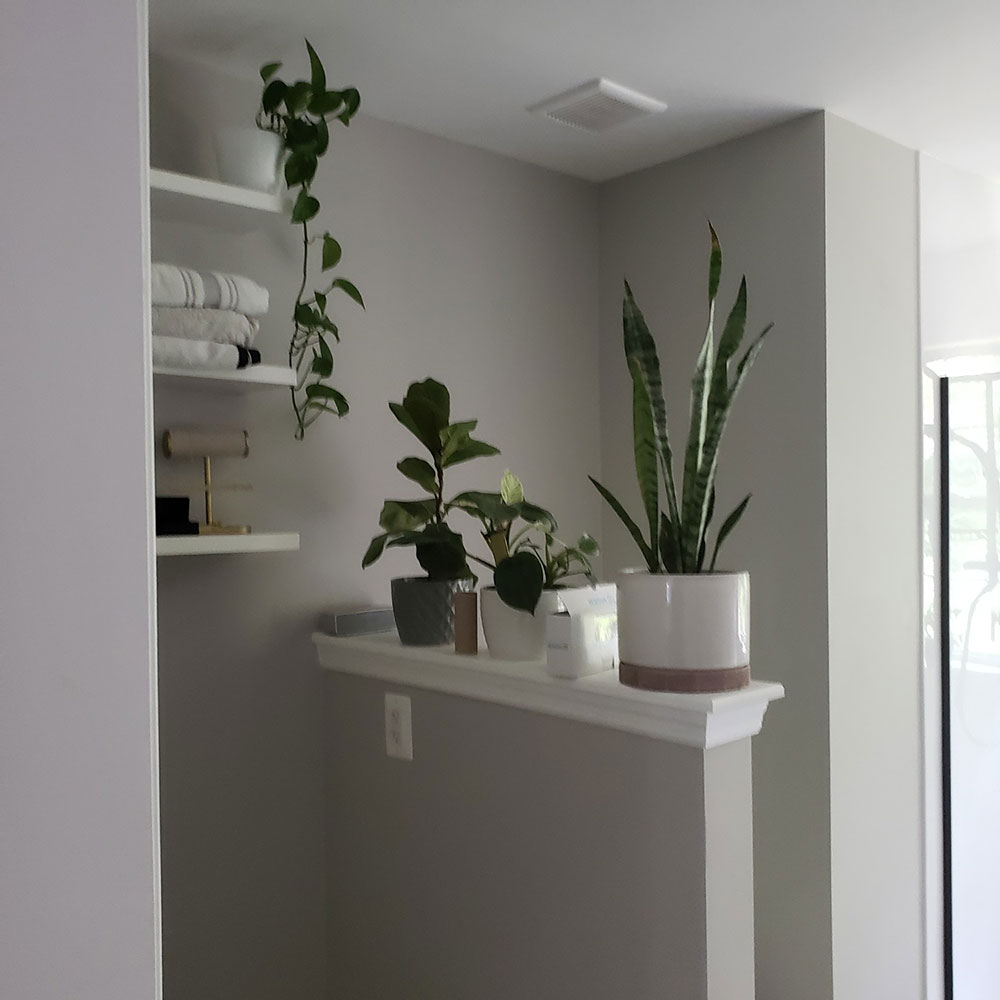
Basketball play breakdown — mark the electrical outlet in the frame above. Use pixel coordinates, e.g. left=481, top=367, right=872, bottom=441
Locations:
left=384, top=693, right=413, bottom=761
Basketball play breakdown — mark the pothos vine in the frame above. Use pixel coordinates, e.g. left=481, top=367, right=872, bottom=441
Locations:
left=257, top=40, right=364, bottom=440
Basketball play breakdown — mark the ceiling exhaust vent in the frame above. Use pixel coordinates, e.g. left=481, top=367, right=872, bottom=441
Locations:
left=527, top=78, right=667, bottom=133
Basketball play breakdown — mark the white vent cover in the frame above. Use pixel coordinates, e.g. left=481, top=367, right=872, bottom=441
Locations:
left=527, top=78, right=667, bottom=133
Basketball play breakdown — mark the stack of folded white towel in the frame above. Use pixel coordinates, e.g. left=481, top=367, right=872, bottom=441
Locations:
left=151, top=262, right=270, bottom=371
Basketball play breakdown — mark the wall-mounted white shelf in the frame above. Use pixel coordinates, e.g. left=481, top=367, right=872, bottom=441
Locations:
left=314, top=632, right=784, bottom=749
left=153, top=364, right=296, bottom=394
left=157, top=532, right=300, bottom=557
left=149, top=168, right=283, bottom=230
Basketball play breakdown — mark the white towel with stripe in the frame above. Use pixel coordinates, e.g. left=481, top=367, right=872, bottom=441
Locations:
left=151, top=262, right=270, bottom=317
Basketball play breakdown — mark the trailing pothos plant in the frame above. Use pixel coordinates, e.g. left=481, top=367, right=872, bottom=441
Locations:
left=362, top=379, right=500, bottom=581
left=456, top=472, right=599, bottom=614
left=257, top=41, right=364, bottom=440
left=589, top=223, right=772, bottom=574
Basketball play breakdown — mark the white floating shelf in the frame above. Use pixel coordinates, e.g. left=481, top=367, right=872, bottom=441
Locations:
left=149, top=168, right=283, bottom=230
left=153, top=364, right=296, bottom=394
left=157, top=532, right=300, bottom=557
left=314, top=632, right=784, bottom=750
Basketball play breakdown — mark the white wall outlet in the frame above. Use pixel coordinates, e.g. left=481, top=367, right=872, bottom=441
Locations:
left=384, top=693, right=413, bottom=761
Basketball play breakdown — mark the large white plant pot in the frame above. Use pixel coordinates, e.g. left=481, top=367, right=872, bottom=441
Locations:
left=214, top=128, right=283, bottom=193
left=480, top=588, right=564, bottom=661
left=616, top=569, right=750, bottom=692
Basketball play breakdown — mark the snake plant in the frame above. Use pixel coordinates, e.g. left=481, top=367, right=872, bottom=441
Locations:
left=590, top=223, right=772, bottom=574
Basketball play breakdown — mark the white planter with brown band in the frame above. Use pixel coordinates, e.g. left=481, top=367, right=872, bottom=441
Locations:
left=616, top=569, right=750, bottom=693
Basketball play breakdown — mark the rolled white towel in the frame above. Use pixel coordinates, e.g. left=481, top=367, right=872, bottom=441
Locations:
left=151, top=262, right=270, bottom=317
left=152, top=336, right=259, bottom=371
left=152, top=307, right=259, bottom=347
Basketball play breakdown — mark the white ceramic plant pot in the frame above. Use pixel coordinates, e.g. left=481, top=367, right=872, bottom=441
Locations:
left=480, top=588, right=564, bottom=661
left=616, top=569, right=750, bottom=692
left=214, top=128, right=283, bottom=193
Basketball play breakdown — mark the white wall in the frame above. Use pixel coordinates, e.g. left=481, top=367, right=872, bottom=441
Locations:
left=0, top=0, right=161, bottom=998
left=598, top=114, right=833, bottom=998
left=149, top=55, right=602, bottom=1000
left=824, top=115, right=923, bottom=1000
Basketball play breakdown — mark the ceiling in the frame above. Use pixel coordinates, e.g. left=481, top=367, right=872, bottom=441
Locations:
left=151, top=0, right=1000, bottom=183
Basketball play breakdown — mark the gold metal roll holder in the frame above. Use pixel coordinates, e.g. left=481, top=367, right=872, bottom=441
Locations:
left=162, top=428, right=252, bottom=536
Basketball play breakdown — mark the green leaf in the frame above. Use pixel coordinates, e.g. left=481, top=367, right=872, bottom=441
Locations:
left=441, top=439, right=501, bottom=468
left=260, top=61, right=282, bottom=82
left=322, top=235, right=342, bottom=271
left=314, top=291, right=327, bottom=313
left=515, top=501, right=556, bottom=532
left=500, top=470, right=523, bottom=505
left=314, top=115, right=330, bottom=156
left=285, top=117, right=319, bottom=150
left=495, top=550, right=545, bottom=614
left=680, top=290, right=715, bottom=570
left=589, top=476, right=656, bottom=571
left=310, top=343, right=333, bottom=378
left=628, top=355, right=659, bottom=566
left=294, top=302, right=318, bottom=327
left=576, top=533, right=599, bottom=556
left=285, top=150, right=317, bottom=187
left=379, top=499, right=436, bottom=532
left=658, top=512, right=681, bottom=573
left=709, top=494, right=751, bottom=571
left=262, top=79, right=287, bottom=115
left=341, top=88, right=361, bottom=118
left=440, top=420, right=479, bottom=463
left=291, top=189, right=320, bottom=223
left=389, top=401, right=429, bottom=450
left=304, top=382, right=347, bottom=415
left=711, top=276, right=747, bottom=410
left=362, top=532, right=389, bottom=568
left=448, top=490, right=513, bottom=522
left=310, top=90, right=345, bottom=116
left=305, top=39, right=326, bottom=94
left=285, top=80, right=312, bottom=114
left=400, top=379, right=451, bottom=455
left=622, top=280, right=682, bottom=552
left=331, top=277, right=364, bottom=308
left=414, top=523, right=469, bottom=581
left=707, top=221, right=722, bottom=303
left=685, top=320, right=773, bottom=569
left=396, top=457, right=438, bottom=493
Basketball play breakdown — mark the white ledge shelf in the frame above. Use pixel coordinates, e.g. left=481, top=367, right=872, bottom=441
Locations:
left=314, top=632, right=784, bottom=749
left=153, top=364, right=296, bottom=394
left=157, top=532, right=300, bottom=557
left=149, top=168, right=283, bottom=230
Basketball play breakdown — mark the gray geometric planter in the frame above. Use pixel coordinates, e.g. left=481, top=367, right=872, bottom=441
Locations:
left=391, top=577, right=474, bottom=646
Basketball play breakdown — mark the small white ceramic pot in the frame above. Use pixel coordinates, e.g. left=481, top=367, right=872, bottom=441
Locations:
left=616, top=569, right=750, bottom=692
left=214, top=128, right=283, bottom=193
left=480, top=588, right=564, bottom=661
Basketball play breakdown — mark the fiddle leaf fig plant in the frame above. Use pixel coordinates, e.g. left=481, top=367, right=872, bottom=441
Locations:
left=456, top=471, right=599, bottom=614
left=257, top=41, right=364, bottom=440
left=362, top=379, right=500, bottom=581
left=590, top=223, right=772, bottom=574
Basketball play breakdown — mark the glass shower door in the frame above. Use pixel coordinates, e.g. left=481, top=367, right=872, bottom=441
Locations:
left=947, top=374, right=1000, bottom=998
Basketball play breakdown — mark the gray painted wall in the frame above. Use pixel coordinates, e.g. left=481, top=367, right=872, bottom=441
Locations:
left=825, top=116, right=923, bottom=1000
left=324, top=672, right=753, bottom=1000
left=150, top=56, right=602, bottom=1000
left=598, top=114, right=833, bottom=998
left=1, top=0, right=161, bottom=997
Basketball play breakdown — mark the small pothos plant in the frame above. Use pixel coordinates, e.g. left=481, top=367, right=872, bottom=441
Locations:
left=257, top=41, right=364, bottom=440
left=456, top=472, right=599, bottom=614
left=362, top=379, right=500, bottom=581
left=589, top=222, right=772, bottom=574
